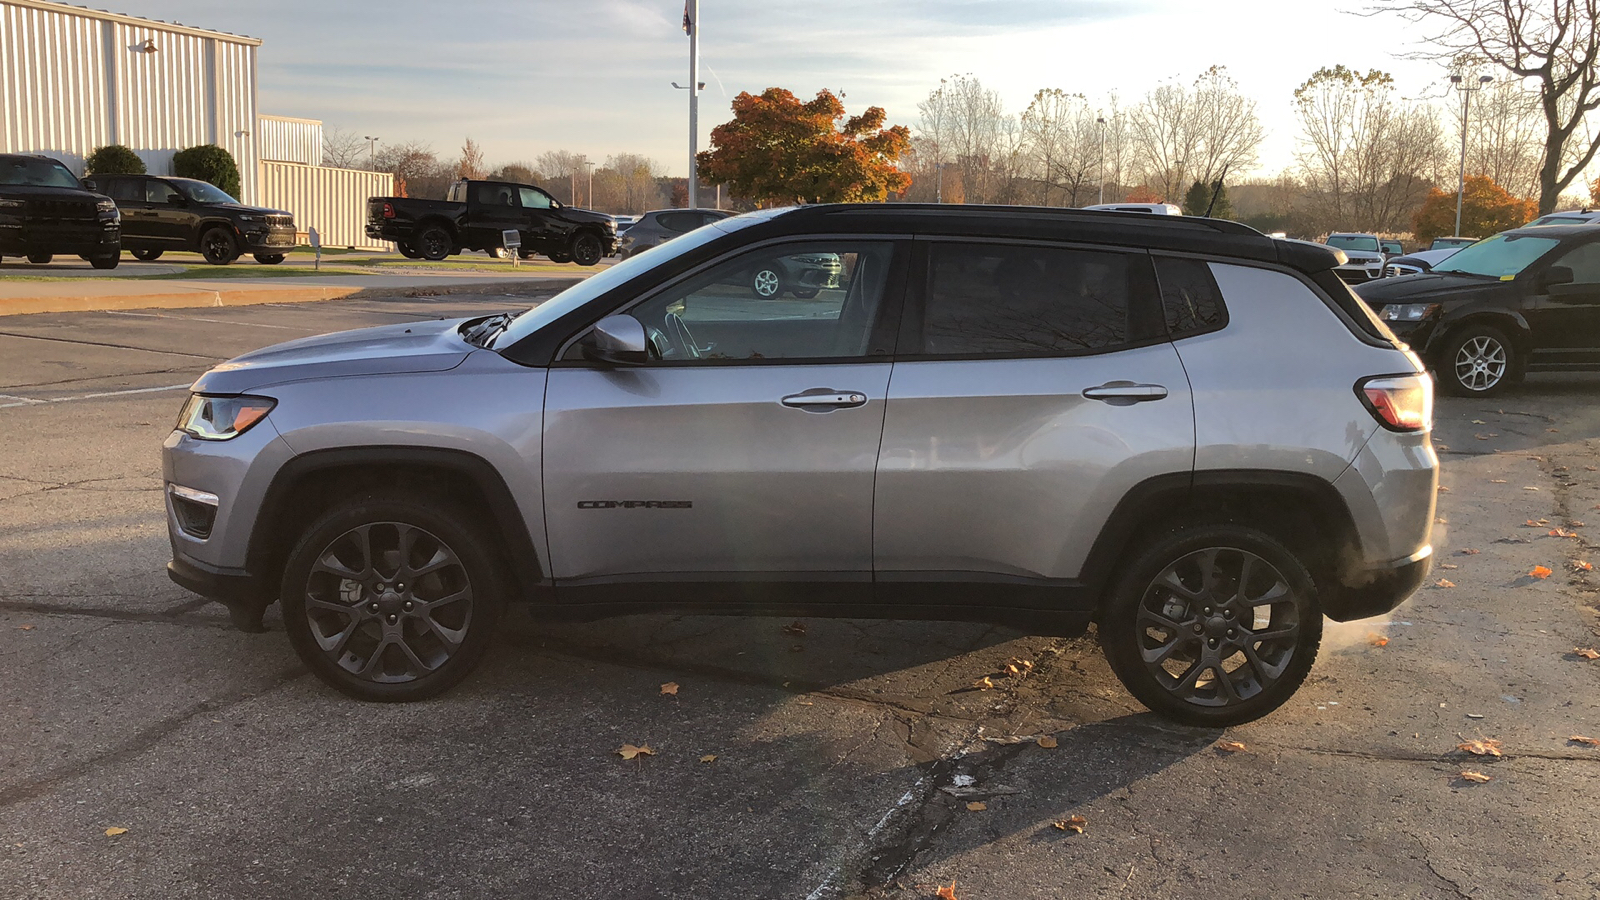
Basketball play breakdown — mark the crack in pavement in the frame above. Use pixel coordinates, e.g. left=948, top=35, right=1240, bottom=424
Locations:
left=0, top=662, right=307, bottom=811
left=0, top=329, right=224, bottom=361
left=1412, top=831, right=1472, bottom=900
left=0, top=597, right=233, bottom=629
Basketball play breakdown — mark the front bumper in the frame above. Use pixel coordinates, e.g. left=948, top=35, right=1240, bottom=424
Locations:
left=1335, top=264, right=1384, bottom=283
left=0, top=221, right=119, bottom=256
left=240, top=224, right=297, bottom=253
left=167, top=555, right=272, bottom=632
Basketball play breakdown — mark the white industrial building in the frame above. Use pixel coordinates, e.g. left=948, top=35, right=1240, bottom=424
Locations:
left=0, top=0, right=391, bottom=248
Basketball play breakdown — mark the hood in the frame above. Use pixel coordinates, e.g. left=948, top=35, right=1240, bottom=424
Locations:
left=566, top=207, right=617, bottom=226
left=191, top=318, right=476, bottom=394
left=0, top=183, right=104, bottom=200
left=216, top=202, right=293, bottom=217
left=1354, top=272, right=1513, bottom=305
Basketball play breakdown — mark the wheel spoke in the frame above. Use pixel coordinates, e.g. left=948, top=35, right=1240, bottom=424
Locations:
left=1244, top=641, right=1289, bottom=682
left=314, top=616, right=362, bottom=656
left=1159, top=569, right=1202, bottom=602
left=1136, top=607, right=1187, bottom=633
left=1141, top=634, right=1188, bottom=666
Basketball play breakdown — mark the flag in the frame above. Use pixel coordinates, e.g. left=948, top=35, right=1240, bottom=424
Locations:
left=682, top=0, right=692, bottom=35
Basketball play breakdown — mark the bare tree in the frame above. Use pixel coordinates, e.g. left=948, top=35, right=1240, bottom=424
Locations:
left=603, top=153, right=666, bottom=213
left=1375, top=0, right=1600, bottom=213
left=373, top=141, right=454, bottom=198
left=536, top=150, right=589, bottom=205
left=1018, top=90, right=1103, bottom=206
left=1129, top=67, right=1264, bottom=203
left=321, top=126, right=367, bottom=169
left=491, top=162, right=542, bottom=184
left=916, top=74, right=1009, bottom=203
left=457, top=137, right=487, bottom=180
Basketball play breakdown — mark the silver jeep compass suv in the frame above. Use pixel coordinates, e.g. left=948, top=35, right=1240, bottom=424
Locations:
left=164, top=205, right=1436, bottom=725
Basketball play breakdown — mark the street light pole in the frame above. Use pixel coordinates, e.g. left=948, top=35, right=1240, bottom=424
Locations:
left=688, top=0, right=699, bottom=209
left=1096, top=117, right=1107, bottom=205
left=1452, top=74, right=1492, bottom=237
left=584, top=159, right=595, bottom=208
left=363, top=135, right=379, bottom=170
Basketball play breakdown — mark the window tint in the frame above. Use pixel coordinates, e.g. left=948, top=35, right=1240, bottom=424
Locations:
left=657, top=211, right=702, bottom=233
left=1154, top=256, right=1226, bottom=337
left=146, top=180, right=182, bottom=204
left=1550, top=241, right=1600, bottom=284
left=519, top=187, right=552, bottom=209
left=91, top=178, right=139, bottom=202
left=621, top=242, right=895, bottom=361
left=919, top=243, right=1134, bottom=355
left=474, top=183, right=516, bottom=207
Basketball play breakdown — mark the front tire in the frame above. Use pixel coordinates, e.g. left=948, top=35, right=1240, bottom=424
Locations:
left=200, top=227, right=238, bottom=265
left=1437, top=324, right=1515, bottom=397
left=570, top=231, right=604, bottom=266
left=281, top=494, right=506, bottom=702
left=131, top=248, right=164, bottom=262
left=1100, top=524, right=1322, bottom=727
left=253, top=253, right=285, bottom=265
left=416, top=225, right=453, bottom=261
left=26, top=252, right=52, bottom=264
left=89, top=253, right=119, bottom=270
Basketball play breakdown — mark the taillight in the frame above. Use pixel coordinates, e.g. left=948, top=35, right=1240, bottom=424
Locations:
left=382, top=202, right=396, bottom=219
left=1358, top=374, right=1432, bottom=432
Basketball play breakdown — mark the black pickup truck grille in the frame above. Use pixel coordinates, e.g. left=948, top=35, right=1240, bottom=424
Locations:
left=25, top=198, right=98, bottom=221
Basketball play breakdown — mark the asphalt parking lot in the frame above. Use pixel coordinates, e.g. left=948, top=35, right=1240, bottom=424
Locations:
left=2, top=295, right=1599, bottom=899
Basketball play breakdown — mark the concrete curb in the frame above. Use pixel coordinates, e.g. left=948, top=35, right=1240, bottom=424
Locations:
left=0, top=277, right=583, bottom=317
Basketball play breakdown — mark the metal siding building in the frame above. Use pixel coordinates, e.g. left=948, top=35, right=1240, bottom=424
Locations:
left=260, top=162, right=392, bottom=250
left=258, top=114, right=321, bottom=166
left=0, top=0, right=260, bottom=201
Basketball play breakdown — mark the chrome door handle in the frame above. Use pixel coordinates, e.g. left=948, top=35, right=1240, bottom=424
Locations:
left=1082, top=382, right=1168, bottom=405
left=781, top=388, right=868, bottom=410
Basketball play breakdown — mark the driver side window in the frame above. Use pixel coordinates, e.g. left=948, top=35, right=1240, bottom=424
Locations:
left=618, top=241, right=897, bottom=363
left=1551, top=242, right=1600, bottom=284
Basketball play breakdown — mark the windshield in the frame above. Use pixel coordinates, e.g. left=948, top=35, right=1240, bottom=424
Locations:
left=1326, top=235, right=1379, bottom=252
left=491, top=211, right=777, bottom=347
left=0, top=157, right=81, bottom=188
left=176, top=180, right=238, bottom=204
left=1433, top=232, right=1558, bottom=278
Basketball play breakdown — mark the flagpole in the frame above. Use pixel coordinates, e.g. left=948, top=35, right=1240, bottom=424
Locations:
left=687, top=0, right=700, bottom=209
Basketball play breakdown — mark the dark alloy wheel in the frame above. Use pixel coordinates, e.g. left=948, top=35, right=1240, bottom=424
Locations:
left=131, top=249, right=163, bottom=262
left=253, top=253, right=286, bottom=265
left=396, top=242, right=422, bottom=260
left=281, top=495, right=505, bottom=701
left=547, top=249, right=572, bottom=263
left=89, top=253, right=119, bottom=270
left=1437, top=325, right=1514, bottom=397
left=200, top=227, right=239, bottom=265
left=750, top=263, right=784, bottom=299
left=1101, top=524, right=1322, bottom=726
left=26, top=252, right=52, bottom=264
left=416, top=225, right=453, bottom=261
left=570, top=232, right=604, bottom=266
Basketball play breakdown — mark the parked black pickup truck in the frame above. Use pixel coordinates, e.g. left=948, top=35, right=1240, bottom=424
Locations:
left=0, top=154, right=121, bottom=269
left=366, top=179, right=617, bottom=265
left=83, top=174, right=297, bottom=265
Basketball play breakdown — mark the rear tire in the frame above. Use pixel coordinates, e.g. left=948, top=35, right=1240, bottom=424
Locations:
left=131, top=249, right=163, bottom=262
left=1100, top=523, right=1322, bottom=727
left=280, top=493, right=507, bottom=702
left=396, top=242, right=422, bottom=260
left=26, top=252, right=52, bottom=264
left=200, top=227, right=238, bottom=265
left=751, top=263, right=785, bottom=299
left=1436, top=324, right=1515, bottom=397
left=253, top=253, right=285, bottom=265
left=416, top=225, right=453, bottom=261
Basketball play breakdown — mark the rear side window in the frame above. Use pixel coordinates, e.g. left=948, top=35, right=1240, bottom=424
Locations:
left=657, top=212, right=701, bottom=233
left=473, top=183, right=516, bottom=207
left=916, top=243, right=1139, bottom=356
left=1154, top=256, right=1227, bottom=338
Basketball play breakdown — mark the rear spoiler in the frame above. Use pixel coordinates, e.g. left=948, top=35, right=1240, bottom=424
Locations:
left=1275, top=239, right=1346, bottom=274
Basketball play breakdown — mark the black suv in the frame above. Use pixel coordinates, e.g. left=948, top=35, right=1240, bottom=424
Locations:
left=83, top=174, right=296, bottom=265
left=1355, top=224, right=1600, bottom=395
left=0, top=154, right=121, bottom=269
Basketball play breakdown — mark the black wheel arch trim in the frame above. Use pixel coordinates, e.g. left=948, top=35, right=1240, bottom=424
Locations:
left=1424, top=308, right=1531, bottom=359
left=246, top=446, right=548, bottom=599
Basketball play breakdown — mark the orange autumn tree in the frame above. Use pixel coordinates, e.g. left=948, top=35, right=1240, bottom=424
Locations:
left=1412, top=175, right=1536, bottom=242
left=697, top=88, right=912, bottom=206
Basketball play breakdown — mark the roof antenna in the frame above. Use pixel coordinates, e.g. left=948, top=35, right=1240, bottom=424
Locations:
left=1202, top=165, right=1229, bottom=219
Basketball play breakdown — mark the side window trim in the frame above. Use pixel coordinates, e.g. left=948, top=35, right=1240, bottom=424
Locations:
left=553, top=234, right=912, bottom=366
left=895, top=235, right=1168, bottom=361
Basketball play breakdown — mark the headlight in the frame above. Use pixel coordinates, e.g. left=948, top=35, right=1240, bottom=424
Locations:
left=1379, top=303, right=1441, bottom=322
left=237, top=214, right=258, bottom=223
left=96, top=199, right=117, bottom=213
left=176, top=394, right=276, bottom=441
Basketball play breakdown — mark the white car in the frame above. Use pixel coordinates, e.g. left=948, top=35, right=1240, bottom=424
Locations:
left=1383, top=247, right=1462, bottom=278
left=1082, top=202, right=1182, bottom=215
left=1324, top=233, right=1386, bottom=283
left=1529, top=210, right=1600, bottom=227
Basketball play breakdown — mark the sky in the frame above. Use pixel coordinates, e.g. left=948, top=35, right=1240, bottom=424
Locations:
left=112, top=0, right=1456, bottom=178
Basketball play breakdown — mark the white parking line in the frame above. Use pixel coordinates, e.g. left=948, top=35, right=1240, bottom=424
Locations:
left=0, top=383, right=191, bottom=409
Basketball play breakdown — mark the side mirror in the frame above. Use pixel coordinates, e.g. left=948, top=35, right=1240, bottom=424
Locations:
left=582, top=314, right=649, bottom=366
left=1543, top=265, right=1575, bottom=289
left=167, top=194, right=187, bottom=206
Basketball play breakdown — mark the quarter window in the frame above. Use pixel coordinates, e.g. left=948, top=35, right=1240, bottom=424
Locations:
left=1154, top=256, right=1227, bottom=337
left=918, top=243, right=1137, bottom=355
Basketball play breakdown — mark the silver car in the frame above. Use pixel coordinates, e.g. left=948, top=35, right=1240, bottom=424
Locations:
left=164, top=205, right=1437, bottom=725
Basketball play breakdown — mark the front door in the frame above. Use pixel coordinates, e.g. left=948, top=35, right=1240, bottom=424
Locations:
left=1528, top=238, right=1600, bottom=366
left=145, top=179, right=192, bottom=247
left=542, top=239, right=905, bottom=593
left=874, top=240, right=1194, bottom=594
left=468, top=182, right=523, bottom=251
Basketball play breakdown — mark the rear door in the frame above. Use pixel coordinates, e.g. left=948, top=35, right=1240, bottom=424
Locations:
left=542, top=238, right=906, bottom=592
left=873, top=240, right=1194, bottom=592
left=467, top=182, right=522, bottom=249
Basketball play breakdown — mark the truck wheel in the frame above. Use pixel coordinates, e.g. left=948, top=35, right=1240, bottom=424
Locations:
left=1436, top=324, right=1515, bottom=397
left=416, top=225, right=453, bottom=261
left=89, top=253, right=119, bottom=270
left=200, top=227, right=239, bottom=265
left=396, top=242, right=422, bottom=260
left=517, top=250, right=538, bottom=260
left=253, top=253, right=286, bottom=265
left=26, top=252, right=53, bottom=264
left=487, top=247, right=509, bottom=260
left=131, top=249, right=163, bottom=262
left=570, top=232, right=604, bottom=266
left=280, top=493, right=507, bottom=701
left=1100, top=523, right=1322, bottom=727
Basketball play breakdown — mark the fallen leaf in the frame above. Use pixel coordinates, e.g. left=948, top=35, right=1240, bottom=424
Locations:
left=1457, top=738, right=1503, bottom=757
left=1053, top=815, right=1088, bottom=833
left=1369, top=633, right=1390, bottom=647
left=1574, top=647, right=1600, bottom=659
left=1573, top=561, right=1594, bottom=572
left=1549, top=528, right=1579, bottom=538
left=1036, top=735, right=1058, bottom=749
left=1490, top=479, right=1508, bottom=484
left=18, top=624, right=33, bottom=631
left=700, top=754, right=718, bottom=763
left=1437, top=485, right=1451, bottom=493
left=617, top=743, right=655, bottom=760
left=1524, top=486, right=1541, bottom=492
left=1569, top=735, right=1600, bottom=747
left=1005, top=657, right=1035, bottom=677
left=1216, top=739, right=1248, bottom=752
left=966, top=801, right=987, bottom=811
left=1471, top=419, right=1485, bottom=424
left=103, top=827, right=127, bottom=836
left=1434, top=578, right=1456, bottom=588
left=1458, top=770, right=1493, bottom=783
left=1587, top=466, right=1598, bottom=472
left=660, top=682, right=679, bottom=696
left=1548, top=428, right=1560, bottom=433
left=1439, top=563, right=1459, bottom=569
left=1458, top=548, right=1481, bottom=555
left=1529, top=565, right=1553, bottom=579
left=1435, top=517, right=1448, bottom=524
left=973, top=676, right=995, bottom=690
left=781, top=620, right=807, bottom=636
left=936, top=879, right=959, bottom=900
left=1525, top=519, right=1550, bottom=527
